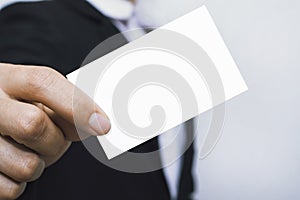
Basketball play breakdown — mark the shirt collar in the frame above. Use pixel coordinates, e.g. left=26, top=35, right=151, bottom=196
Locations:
left=86, top=0, right=134, bottom=21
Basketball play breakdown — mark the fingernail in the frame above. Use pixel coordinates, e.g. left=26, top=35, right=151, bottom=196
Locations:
left=89, top=113, right=111, bottom=135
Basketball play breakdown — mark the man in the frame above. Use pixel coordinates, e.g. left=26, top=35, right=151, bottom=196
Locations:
left=0, top=0, right=198, bottom=199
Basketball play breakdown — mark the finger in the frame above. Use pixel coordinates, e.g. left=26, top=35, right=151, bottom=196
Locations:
left=34, top=103, right=86, bottom=141
left=0, top=63, right=110, bottom=138
left=43, top=106, right=86, bottom=141
left=0, top=136, right=45, bottom=182
left=0, top=96, right=70, bottom=159
left=33, top=102, right=81, bottom=141
left=0, top=173, right=26, bottom=200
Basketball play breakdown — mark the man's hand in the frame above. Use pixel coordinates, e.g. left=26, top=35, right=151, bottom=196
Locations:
left=0, top=63, right=111, bottom=199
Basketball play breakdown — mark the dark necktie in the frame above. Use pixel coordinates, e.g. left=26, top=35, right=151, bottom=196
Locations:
left=177, top=119, right=195, bottom=200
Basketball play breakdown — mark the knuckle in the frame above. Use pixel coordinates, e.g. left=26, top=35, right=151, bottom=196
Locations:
left=18, top=108, right=46, bottom=141
left=46, top=141, right=64, bottom=158
left=48, top=140, right=70, bottom=159
left=24, top=67, right=57, bottom=92
left=18, top=154, right=44, bottom=182
left=5, top=182, right=26, bottom=200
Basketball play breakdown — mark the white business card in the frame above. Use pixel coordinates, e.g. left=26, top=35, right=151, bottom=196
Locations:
left=67, top=6, right=248, bottom=159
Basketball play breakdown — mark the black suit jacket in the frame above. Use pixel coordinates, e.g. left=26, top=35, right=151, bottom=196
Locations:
left=0, top=1, right=194, bottom=200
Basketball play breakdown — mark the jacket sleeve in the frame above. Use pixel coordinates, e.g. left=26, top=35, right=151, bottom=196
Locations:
left=0, top=3, right=68, bottom=200
left=0, top=2, right=66, bottom=72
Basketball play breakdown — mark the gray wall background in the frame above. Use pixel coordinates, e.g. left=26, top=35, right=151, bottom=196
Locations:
left=197, top=0, right=300, bottom=199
